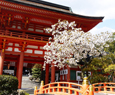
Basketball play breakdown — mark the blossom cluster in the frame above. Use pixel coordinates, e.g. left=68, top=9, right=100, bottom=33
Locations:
left=43, top=20, right=112, bottom=69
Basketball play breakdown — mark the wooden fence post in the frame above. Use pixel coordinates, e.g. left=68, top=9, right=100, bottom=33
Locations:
left=39, top=80, right=44, bottom=94
left=89, top=85, right=94, bottom=95
left=82, top=77, right=89, bottom=95
left=34, top=86, right=37, bottom=95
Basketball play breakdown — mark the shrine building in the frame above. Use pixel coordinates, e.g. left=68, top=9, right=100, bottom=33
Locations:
left=0, top=0, right=104, bottom=88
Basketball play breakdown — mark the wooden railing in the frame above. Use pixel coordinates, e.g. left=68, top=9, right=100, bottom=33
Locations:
left=93, top=82, right=115, bottom=94
left=35, top=82, right=83, bottom=95
left=0, top=30, right=49, bottom=41
left=34, top=77, right=94, bottom=95
left=34, top=78, right=115, bottom=95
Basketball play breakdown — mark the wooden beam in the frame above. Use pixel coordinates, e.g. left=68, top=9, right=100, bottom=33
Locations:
left=24, top=60, right=44, bottom=64
left=24, top=56, right=44, bottom=60
left=24, top=53, right=44, bottom=57
left=0, top=35, right=48, bottom=45
left=5, top=51, right=21, bottom=55
left=5, top=54, right=44, bottom=60
left=5, top=54, right=19, bottom=58
left=5, top=50, right=45, bottom=57
left=4, top=58, right=44, bottom=64
left=4, top=59, right=17, bottom=62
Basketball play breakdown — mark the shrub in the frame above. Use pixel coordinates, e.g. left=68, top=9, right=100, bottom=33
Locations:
left=0, top=75, right=18, bottom=95
left=32, top=64, right=42, bottom=80
left=20, top=90, right=29, bottom=95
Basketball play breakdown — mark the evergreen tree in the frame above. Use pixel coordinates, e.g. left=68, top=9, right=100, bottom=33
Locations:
left=32, top=64, right=42, bottom=80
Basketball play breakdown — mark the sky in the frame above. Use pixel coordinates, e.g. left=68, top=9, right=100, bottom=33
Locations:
left=43, top=0, right=115, bottom=34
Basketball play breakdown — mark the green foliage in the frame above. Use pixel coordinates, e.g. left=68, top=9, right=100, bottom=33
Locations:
left=103, top=53, right=115, bottom=72
left=81, top=32, right=115, bottom=83
left=104, top=64, right=115, bottom=73
left=82, top=57, right=103, bottom=71
left=88, top=74, right=108, bottom=84
left=82, top=32, right=115, bottom=82
left=103, top=32, right=115, bottom=80
left=33, top=64, right=42, bottom=68
left=0, top=75, right=18, bottom=95
left=82, top=52, right=115, bottom=83
left=105, top=32, right=115, bottom=53
left=20, top=90, right=29, bottom=95
left=82, top=57, right=107, bottom=83
left=32, top=64, right=42, bottom=80
left=104, top=32, right=115, bottom=81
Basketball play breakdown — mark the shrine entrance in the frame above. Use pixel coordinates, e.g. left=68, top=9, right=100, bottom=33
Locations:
left=0, top=0, right=103, bottom=88
left=2, top=60, right=46, bottom=88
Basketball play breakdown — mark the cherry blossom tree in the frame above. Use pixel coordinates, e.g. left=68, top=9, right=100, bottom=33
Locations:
left=43, top=20, right=112, bottom=69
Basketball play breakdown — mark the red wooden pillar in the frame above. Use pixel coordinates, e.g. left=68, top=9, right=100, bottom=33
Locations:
left=17, top=52, right=24, bottom=89
left=16, top=57, right=20, bottom=79
left=67, top=65, right=70, bottom=82
left=51, top=62, right=55, bottom=82
left=0, top=49, right=5, bottom=75
left=45, top=64, right=49, bottom=84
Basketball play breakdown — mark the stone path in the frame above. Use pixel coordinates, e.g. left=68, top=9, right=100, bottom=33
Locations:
left=21, top=76, right=40, bottom=88
left=19, top=76, right=40, bottom=95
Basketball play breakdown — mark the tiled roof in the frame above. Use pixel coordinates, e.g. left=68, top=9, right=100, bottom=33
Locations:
left=5, top=0, right=72, bottom=13
left=26, top=0, right=70, bottom=11
left=4, top=0, right=104, bottom=20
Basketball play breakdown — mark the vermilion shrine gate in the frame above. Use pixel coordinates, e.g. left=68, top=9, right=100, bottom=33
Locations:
left=0, top=0, right=103, bottom=88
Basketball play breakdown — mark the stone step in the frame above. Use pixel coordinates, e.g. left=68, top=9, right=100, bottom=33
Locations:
left=21, top=76, right=40, bottom=88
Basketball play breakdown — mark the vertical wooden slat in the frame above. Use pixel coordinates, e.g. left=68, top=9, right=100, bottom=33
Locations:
left=75, top=91, right=79, bottom=95
left=10, top=32, right=12, bottom=36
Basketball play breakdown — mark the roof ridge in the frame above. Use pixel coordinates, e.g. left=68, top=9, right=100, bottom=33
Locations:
left=26, top=0, right=70, bottom=11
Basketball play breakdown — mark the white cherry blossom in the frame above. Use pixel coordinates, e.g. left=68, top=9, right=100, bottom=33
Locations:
left=43, top=20, right=112, bottom=69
